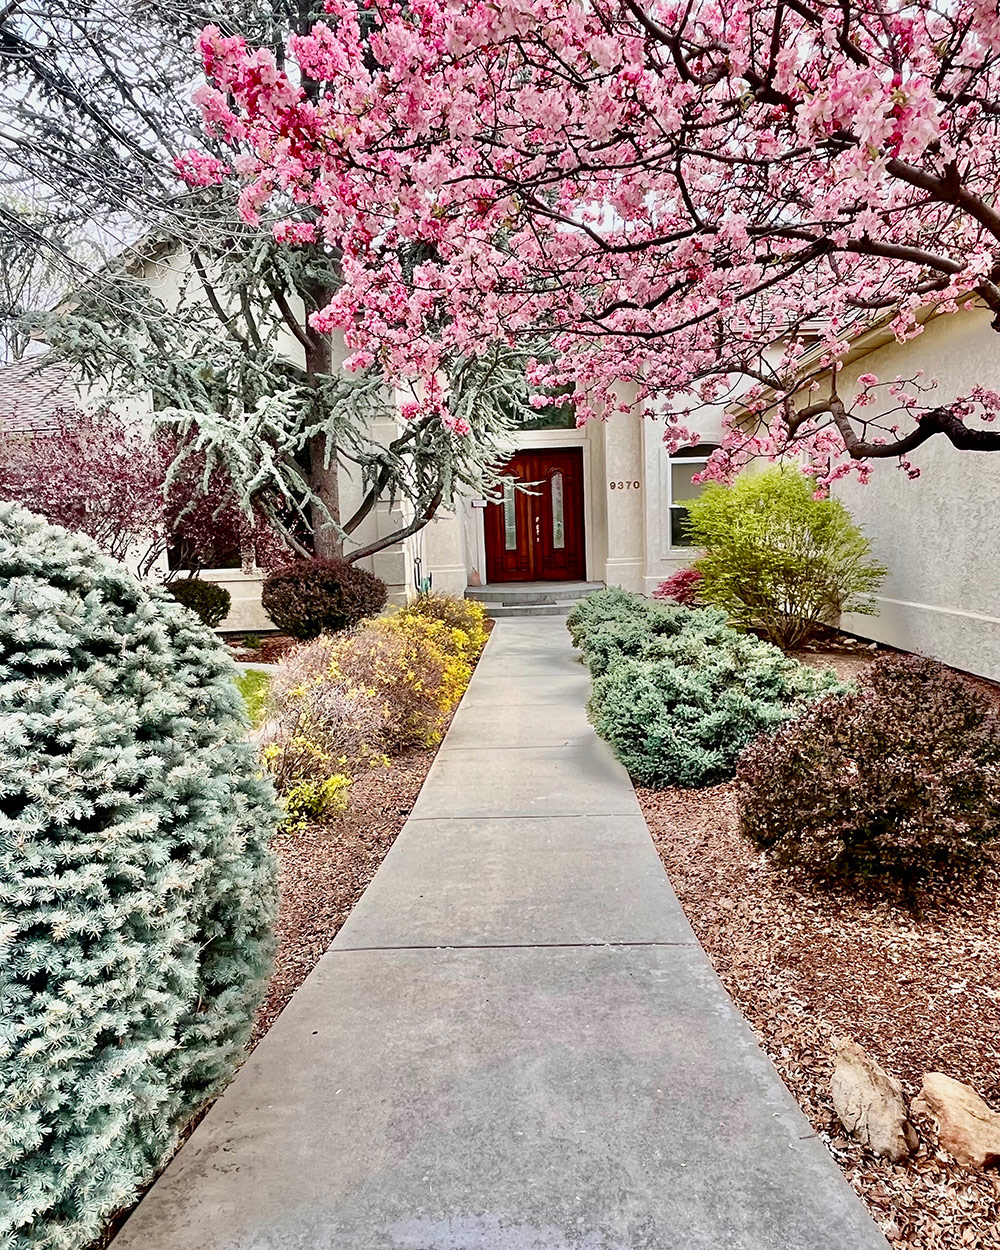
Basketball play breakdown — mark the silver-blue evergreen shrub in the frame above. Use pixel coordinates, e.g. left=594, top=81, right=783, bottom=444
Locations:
left=0, top=505, right=279, bottom=1250
left=576, top=590, right=845, bottom=788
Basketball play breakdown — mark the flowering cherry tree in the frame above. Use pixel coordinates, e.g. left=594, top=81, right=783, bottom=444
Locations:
left=184, top=0, right=1000, bottom=484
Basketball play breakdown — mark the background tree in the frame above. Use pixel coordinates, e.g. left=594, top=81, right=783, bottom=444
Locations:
left=1, top=0, right=523, bottom=562
left=0, top=406, right=290, bottom=575
left=188, top=0, right=1000, bottom=486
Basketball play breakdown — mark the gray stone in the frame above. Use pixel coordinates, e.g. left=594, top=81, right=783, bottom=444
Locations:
left=830, top=1037, right=918, bottom=1161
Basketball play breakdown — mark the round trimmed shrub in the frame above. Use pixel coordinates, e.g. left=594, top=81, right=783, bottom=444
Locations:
left=0, top=505, right=279, bottom=1250
left=166, top=576, right=232, bottom=628
left=738, top=654, right=1000, bottom=881
left=261, top=557, right=387, bottom=640
left=686, top=468, right=887, bottom=649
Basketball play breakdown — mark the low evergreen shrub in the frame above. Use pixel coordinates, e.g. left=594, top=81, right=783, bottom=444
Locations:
left=166, top=576, right=232, bottom=627
left=565, top=586, right=660, bottom=648
left=0, top=505, right=279, bottom=1250
left=167, top=577, right=232, bottom=630
left=572, top=589, right=842, bottom=788
left=686, top=468, right=887, bottom=648
left=261, top=557, right=387, bottom=640
left=738, top=654, right=1000, bottom=881
left=580, top=604, right=731, bottom=678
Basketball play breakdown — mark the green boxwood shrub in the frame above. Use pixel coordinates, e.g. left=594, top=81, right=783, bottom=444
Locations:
left=262, top=557, right=387, bottom=640
left=687, top=468, right=887, bottom=649
left=166, top=576, right=232, bottom=628
left=573, top=589, right=843, bottom=788
left=0, top=505, right=279, bottom=1250
left=738, top=654, right=1000, bottom=881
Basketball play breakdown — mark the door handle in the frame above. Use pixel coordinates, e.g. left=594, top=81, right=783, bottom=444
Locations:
left=534, top=515, right=541, bottom=542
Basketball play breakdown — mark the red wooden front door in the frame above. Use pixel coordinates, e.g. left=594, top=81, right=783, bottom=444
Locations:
left=484, top=449, right=586, bottom=582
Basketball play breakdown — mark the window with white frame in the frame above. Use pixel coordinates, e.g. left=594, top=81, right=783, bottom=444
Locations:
left=667, top=443, right=718, bottom=548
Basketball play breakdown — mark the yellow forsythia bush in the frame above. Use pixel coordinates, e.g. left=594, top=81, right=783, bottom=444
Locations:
left=327, top=612, right=471, bottom=750
left=261, top=594, right=486, bottom=824
left=396, top=592, right=489, bottom=664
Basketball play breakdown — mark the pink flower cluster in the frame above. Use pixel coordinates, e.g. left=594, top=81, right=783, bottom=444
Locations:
left=184, top=1, right=1000, bottom=475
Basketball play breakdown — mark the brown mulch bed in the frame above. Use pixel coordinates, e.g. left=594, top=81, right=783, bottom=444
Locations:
left=637, top=648, right=1000, bottom=1249
left=250, top=747, right=436, bottom=1044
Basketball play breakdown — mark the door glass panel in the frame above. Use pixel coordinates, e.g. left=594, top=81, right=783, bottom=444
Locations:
left=551, top=471, right=565, bottom=549
left=502, top=479, right=517, bottom=550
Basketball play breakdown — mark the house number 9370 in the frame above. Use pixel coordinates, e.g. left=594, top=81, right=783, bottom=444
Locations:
left=609, top=480, right=641, bottom=490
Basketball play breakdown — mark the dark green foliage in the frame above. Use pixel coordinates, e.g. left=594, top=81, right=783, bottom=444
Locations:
left=572, top=588, right=842, bottom=788
left=0, top=505, right=279, bottom=1250
left=167, top=576, right=233, bottom=628
left=738, top=654, right=1000, bottom=881
left=261, top=558, right=388, bottom=640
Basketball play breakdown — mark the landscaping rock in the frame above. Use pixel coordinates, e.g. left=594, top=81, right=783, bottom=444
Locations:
left=912, top=1072, right=1000, bottom=1170
left=830, top=1037, right=918, bottom=1161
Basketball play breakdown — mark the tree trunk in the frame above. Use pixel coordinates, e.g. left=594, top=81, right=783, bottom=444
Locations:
left=304, top=309, right=342, bottom=560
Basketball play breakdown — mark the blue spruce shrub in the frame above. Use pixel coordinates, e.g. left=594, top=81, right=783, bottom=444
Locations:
left=565, top=586, right=663, bottom=649
left=578, top=592, right=845, bottom=788
left=0, top=505, right=279, bottom=1250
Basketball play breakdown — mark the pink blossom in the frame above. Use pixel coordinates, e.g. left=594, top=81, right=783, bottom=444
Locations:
left=182, top=0, right=1000, bottom=482
left=273, top=219, right=317, bottom=244
left=174, top=151, right=227, bottom=187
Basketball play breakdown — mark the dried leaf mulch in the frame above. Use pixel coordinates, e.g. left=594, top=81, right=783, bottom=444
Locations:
left=638, top=760, right=1000, bottom=1248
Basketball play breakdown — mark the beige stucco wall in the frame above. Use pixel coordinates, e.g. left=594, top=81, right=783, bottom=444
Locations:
left=830, top=307, right=1000, bottom=679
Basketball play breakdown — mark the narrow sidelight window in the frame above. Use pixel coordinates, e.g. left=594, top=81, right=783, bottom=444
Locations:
left=503, top=478, right=517, bottom=550
left=551, top=470, right=565, bottom=549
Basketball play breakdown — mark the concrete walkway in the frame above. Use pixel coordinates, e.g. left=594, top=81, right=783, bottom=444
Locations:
left=115, top=618, right=887, bottom=1250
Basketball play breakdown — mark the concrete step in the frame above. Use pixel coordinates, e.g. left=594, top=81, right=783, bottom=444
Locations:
left=467, top=581, right=603, bottom=606
left=485, top=602, right=573, bottom=618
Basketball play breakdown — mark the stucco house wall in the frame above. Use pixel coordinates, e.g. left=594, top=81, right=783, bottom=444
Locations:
left=828, top=306, right=1000, bottom=680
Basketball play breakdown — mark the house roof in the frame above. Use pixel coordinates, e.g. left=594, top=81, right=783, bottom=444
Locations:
left=0, top=356, right=80, bottom=433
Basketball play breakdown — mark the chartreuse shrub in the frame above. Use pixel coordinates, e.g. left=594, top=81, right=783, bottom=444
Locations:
left=738, top=655, right=1000, bottom=881
left=686, top=468, right=887, bottom=649
left=0, top=505, right=279, bottom=1250
left=261, top=557, right=387, bottom=640
left=572, top=588, right=842, bottom=788
left=166, top=576, right=232, bottom=628
left=236, top=668, right=271, bottom=727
